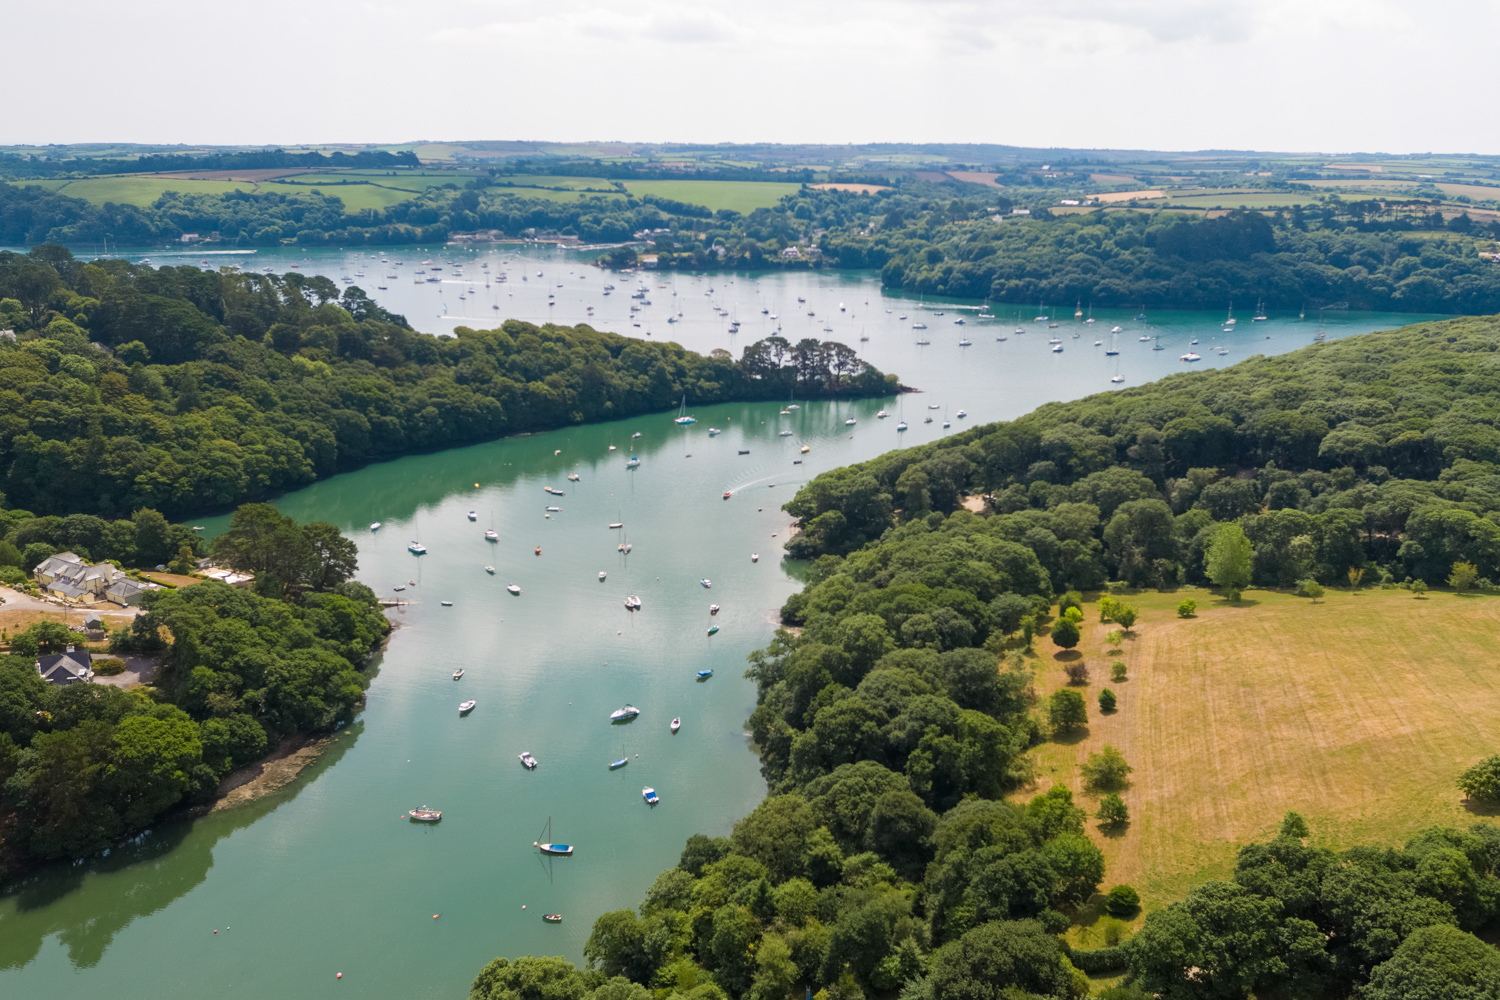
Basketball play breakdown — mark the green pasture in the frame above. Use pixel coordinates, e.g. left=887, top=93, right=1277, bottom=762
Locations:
left=622, top=179, right=801, bottom=213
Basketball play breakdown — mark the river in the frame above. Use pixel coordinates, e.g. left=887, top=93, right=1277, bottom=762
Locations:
left=0, top=243, right=1442, bottom=999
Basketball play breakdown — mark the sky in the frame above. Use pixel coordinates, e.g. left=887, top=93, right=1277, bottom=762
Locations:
left=10, top=0, right=1497, bottom=154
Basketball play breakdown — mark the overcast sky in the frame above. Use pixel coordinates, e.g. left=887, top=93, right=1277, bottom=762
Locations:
left=10, top=0, right=1494, bottom=154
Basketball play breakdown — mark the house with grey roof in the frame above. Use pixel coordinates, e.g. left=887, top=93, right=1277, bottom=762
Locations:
left=34, top=551, right=135, bottom=604
left=37, top=647, right=93, bottom=685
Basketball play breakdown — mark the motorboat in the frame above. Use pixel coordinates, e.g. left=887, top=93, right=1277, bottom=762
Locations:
left=507, top=584, right=521, bottom=595
left=643, top=787, right=659, bottom=805
left=1111, top=375, right=1125, bottom=383
left=751, top=553, right=759, bottom=562
left=1052, top=344, right=1064, bottom=353
left=459, top=700, right=476, bottom=714
left=876, top=410, right=889, bottom=419
left=696, top=669, right=714, bottom=679
left=468, top=511, right=477, bottom=521
left=709, top=604, right=720, bottom=615
left=723, top=491, right=733, bottom=500
left=567, top=473, right=581, bottom=481
left=409, top=807, right=441, bottom=822
left=800, top=444, right=810, bottom=453
left=453, top=669, right=464, bottom=680
left=393, top=585, right=405, bottom=592
left=846, top=418, right=856, bottom=426
left=700, top=579, right=712, bottom=588
left=670, top=718, right=681, bottom=733
left=779, top=430, right=794, bottom=437
left=708, top=428, right=721, bottom=436
left=928, top=404, right=942, bottom=409
left=626, top=457, right=640, bottom=469
left=518, top=752, right=538, bottom=769
left=544, top=487, right=565, bottom=496
left=441, top=601, right=453, bottom=606
left=409, top=541, right=427, bottom=554
left=610, top=705, right=640, bottom=721
left=896, top=421, right=908, bottom=431
left=956, top=410, right=967, bottom=418
left=1181, top=352, right=1202, bottom=362
left=485, top=529, right=498, bottom=541
left=598, top=571, right=607, bottom=581
left=545, top=506, right=561, bottom=513
left=609, top=522, right=624, bottom=529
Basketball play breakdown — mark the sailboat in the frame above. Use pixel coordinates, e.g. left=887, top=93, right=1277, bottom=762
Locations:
left=674, top=394, right=696, bottom=425
left=1074, top=299, right=1083, bottom=318
left=535, top=817, right=573, bottom=856
left=1223, top=303, right=1237, bottom=327
left=1105, top=331, right=1119, bottom=356
left=1252, top=299, right=1268, bottom=322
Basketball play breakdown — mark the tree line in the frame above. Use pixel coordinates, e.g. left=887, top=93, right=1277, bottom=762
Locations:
left=0, top=247, right=893, bottom=519
left=784, top=312, right=1500, bottom=592
left=0, top=507, right=385, bottom=883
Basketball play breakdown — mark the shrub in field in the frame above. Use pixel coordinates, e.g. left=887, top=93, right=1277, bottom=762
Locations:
left=1177, top=599, right=1196, bottom=618
left=1098, top=688, right=1117, bottom=712
left=1082, top=745, right=1133, bottom=791
left=1110, top=660, right=1128, bottom=682
left=1105, top=883, right=1140, bottom=915
left=1064, top=661, right=1090, bottom=685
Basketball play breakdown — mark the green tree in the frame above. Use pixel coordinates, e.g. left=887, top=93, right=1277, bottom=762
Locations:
left=1098, top=794, right=1129, bottom=828
left=1111, top=603, right=1138, bottom=631
left=1049, top=617, right=1080, bottom=650
left=132, top=508, right=174, bottom=566
left=1279, top=810, right=1310, bottom=839
left=1105, top=884, right=1140, bottom=916
left=1110, top=660, right=1128, bottom=682
left=1457, top=756, right=1500, bottom=802
left=1206, top=521, right=1253, bottom=599
left=1361, top=923, right=1500, bottom=1000
left=1081, top=745, right=1133, bottom=791
left=1098, top=688, right=1117, bottom=713
left=924, top=920, right=1081, bottom=1000
left=1450, top=561, right=1480, bottom=592
left=1177, top=598, right=1197, bottom=618
left=1412, top=579, right=1429, bottom=598
left=1047, top=689, right=1087, bottom=733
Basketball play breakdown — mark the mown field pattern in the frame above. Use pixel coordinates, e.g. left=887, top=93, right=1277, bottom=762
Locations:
left=623, top=179, right=802, bottom=213
left=1027, top=587, right=1500, bottom=910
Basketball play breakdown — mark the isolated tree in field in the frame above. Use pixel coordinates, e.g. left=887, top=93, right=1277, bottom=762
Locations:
left=1050, top=617, right=1081, bottom=650
left=1098, top=688, right=1117, bottom=712
left=1206, top=521, right=1253, bottom=599
left=1177, top=598, right=1197, bottom=618
left=1064, top=661, right=1090, bottom=685
left=1457, top=755, right=1500, bottom=801
left=1411, top=580, right=1429, bottom=598
left=1112, top=603, right=1139, bottom=631
left=1048, top=689, right=1088, bottom=733
left=1104, top=629, right=1124, bottom=648
left=1279, top=810, right=1310, bottom=839
left=1110, top=660, right=1128, bottom=682
left=1098, top=595, right=1120, bottom=622
left=1098, top=795, right=1129, bottom=829
left=1105, top=883, right=1140, bottom=914
left=1347, top=566, right=1365, bottom=590
left=1297, top=578, right=1325, bottom=602
left=1081, top=744, right=1133, bottom=791
left=1450, top=561, right=1480, bottom=592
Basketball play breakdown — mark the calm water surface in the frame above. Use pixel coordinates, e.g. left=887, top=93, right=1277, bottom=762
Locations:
left=0, top=244, right=1442, bottom=999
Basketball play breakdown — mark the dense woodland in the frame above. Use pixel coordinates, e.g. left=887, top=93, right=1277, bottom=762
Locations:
left=0, top=507, right=386, bottom=882
left=0, top=247, right=891, bottom=519
left=786, top=313, right=1500, bottom=592
left=5, top=177, right=1499, bottom=314
left=470, top=313, right=1500, bottom=1000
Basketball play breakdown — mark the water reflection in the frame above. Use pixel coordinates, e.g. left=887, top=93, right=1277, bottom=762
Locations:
left=0, top=720, right=364, bottom=970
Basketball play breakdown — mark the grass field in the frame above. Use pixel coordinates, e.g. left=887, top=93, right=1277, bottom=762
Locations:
left=1163, top=191, right=1323, bottom=209
left=489, top=186, right=624, bottom=203
left=491, top=175, right=617, bottom=192
left=622, top=179, right=801, bottom=213
left=1023, top=587, right=1500, bottom=916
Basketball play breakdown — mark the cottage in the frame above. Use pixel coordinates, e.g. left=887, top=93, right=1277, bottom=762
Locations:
left=38, top=646, right=93, bottom=685
left=105, top=578, right=152, bottom=606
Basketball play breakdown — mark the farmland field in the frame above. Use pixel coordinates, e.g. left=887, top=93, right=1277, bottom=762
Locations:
left=1024, top=587, right=1500, bottom=914
left=489, top=186, right=624, bottom=203
left=490, top=175, right=619, bottom=192
left=622, top=179, right=801, bottom=213
left=1163, top=190, right=1323, bottom=209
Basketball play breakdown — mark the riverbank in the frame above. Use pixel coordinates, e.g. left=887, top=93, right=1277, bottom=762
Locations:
left=208, top=732, right=345, bottom=813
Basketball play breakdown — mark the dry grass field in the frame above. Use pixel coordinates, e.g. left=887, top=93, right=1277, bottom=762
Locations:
left=1023, top=586, right=1500, bottom=913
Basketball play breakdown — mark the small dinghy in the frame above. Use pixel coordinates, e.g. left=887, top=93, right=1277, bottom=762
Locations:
left=567, top=473, right=580, bottom=481
left=643, top=787, right=660, bottom=805
left=800, top=444, right=810, bottom=453
left=543, top=913, right=562, bottom=923
left=706, top=625, right=719, bottom=636
left=409, top=807, right=441, bottom=822
left=598, top=571, right=607, bottom=581
left=545, top=506, right=561, bottom=512
left=453, top=669, right=464, bottom=680
left=518, top=752, right=538, bottom=770
left=697, top=669, right=714, bottom=680
left=467, top=511, right=477, bottom=521
left=609, top=757, right=628, bottom=769
left=441, top=600, right=453, bottom=606
left=485, top=529, right=499, bottom=541
left=737, top=449, right=750, bottom=455
left=609, top=522, right=624, bottom=529
left=459, top=700, right=476, bottom=714
left=485, top=566, right=495, bottom=575
left=751, top=553, right=759, bottom=563
left=709, top=604, right=720, bottom=615
left=671, top=717, right=681, bottom=733
left=700, top=579, right=712, bottom=589
left=534, top=546, right=542, bottom=556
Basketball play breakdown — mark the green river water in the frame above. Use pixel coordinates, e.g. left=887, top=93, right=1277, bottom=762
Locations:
left=0, top=245, right=1444, bottom=999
